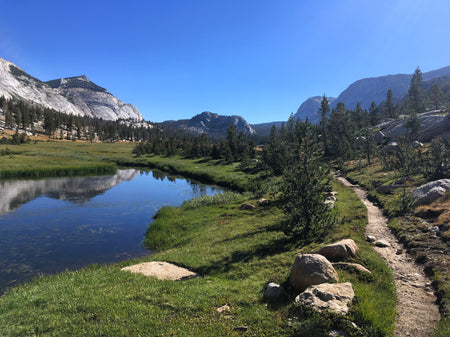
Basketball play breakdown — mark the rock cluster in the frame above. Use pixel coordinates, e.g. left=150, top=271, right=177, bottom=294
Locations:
left=265, top=239, right=365, bottom=315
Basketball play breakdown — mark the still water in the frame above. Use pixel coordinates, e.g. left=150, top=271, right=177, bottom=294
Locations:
left=0, top=169, right=225, bottom=293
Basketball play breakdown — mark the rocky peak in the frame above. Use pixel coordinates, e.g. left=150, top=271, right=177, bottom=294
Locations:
left=161, top=111, right=256, bottom=138
left=0, top=57, right=144, bottom=121
left=294, top=96, right=336, bottom=123
left=46, top=75, right=107, bottom=93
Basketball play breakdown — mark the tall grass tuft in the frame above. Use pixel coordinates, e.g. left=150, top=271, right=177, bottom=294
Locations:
left=182, top=192, right=242, bottom=209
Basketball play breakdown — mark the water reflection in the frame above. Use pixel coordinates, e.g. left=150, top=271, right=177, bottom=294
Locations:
left=0, top=169, right=225, bottom=294
left=0, top=169, right=139, bottom=215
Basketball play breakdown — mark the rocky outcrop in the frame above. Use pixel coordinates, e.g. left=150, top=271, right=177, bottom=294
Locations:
left=411, top=179, right=450, bottom=206
left=374, top=111, right=450, bottom=142
left=294, top=96, right=336, bottom=123
left=289, top=254, right=339, bottom=291
left=46, top=76, right=143, bottom=121
left=0, top=57, right=144, bottom=121
left=318, top=239, right=359, bottom=260
left=294, top=66, right=450, bottom=125
left=0, top=57, right=83, bottom=116
left=295, top=282, right=355, bottom=315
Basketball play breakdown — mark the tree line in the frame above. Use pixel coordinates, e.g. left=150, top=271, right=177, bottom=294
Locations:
left=0, top=96, right=154, bottom=142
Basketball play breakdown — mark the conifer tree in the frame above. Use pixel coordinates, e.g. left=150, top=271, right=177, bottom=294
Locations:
left=317, top=95, right=330, bottom=155
left=369, top=101, right=380, bottom=125
left=278, top=121, right=334, bottom=239
left=429, top=83, right=443, bottom=110
left=383, top=88, right=397, bottom=119
left=408, top=67, right=424, bottom=115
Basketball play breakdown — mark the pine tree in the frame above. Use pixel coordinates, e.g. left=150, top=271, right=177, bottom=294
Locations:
left=383, top=88, right=397, bottom=119
left=408, top=67, right=424, bottom=115
left=429, top=83, right=443, bottom=110
left=278, top=121, right=334, bottom=239
left=317, top=95, right=330, bottom=155
left=369, top=101, right=380, bottom=126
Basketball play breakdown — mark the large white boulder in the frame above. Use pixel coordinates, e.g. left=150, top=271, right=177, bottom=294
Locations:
left=411, top=179, right=450, bottom=206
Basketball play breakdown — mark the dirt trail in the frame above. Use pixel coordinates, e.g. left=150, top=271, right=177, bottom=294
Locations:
left=334, top=174, right=440, bottom=337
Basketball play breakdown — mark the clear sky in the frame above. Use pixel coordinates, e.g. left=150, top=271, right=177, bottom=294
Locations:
left=1, top=0, right=449, bottom=123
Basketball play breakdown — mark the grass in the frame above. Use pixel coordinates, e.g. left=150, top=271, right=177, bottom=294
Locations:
left=0, top=142, right=252, bottom=190
left=0, top=143, right=396, bottom=335
left=0, top=141, right=132, bottom=179
left=0, top=173, right=396, bottom=336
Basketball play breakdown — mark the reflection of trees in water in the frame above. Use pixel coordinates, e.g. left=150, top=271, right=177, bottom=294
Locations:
left=151, top=170, right=167, bottom=181
left=190, top=183, right=217, bottom=196
left=143, top=169, right=222, bottom=196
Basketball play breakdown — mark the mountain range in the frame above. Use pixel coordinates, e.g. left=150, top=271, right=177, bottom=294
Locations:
left=294, top=66, right=450, bottom=122
left=1, top=56, right=449, bottom=138
left=0, top=57, right=143, bottom=121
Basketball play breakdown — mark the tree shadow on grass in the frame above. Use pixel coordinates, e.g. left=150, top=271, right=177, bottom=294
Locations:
left=215, top=227, right=278, bottom=244
left=194, top=235, right=300, bottom=276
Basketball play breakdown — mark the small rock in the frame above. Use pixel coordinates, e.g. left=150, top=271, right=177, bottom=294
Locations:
left=383, top=142, right=399, bottom=153
left=375, top=239, right=390, bottom=247
left=239, top=203, right=255, bottom=210
left=366, top=235, right=376, bottom=243
left=263, top=282, right=288, bottom=305
left=258, top=198, right=271, bottom=206
left=396, top=248, right=403, bottom=255
left=332, top=262, right=371, bottom=274
left=430, top=226, right=440, bottom=233
left=329, top=329, right=350, bottom=337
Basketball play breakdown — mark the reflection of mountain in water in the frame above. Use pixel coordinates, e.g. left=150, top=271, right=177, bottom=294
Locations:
left=0, top=169, right=138, bottom=215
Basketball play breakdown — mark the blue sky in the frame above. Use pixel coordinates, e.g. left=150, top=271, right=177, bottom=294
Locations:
left=1, top=0, right=449, bottom=123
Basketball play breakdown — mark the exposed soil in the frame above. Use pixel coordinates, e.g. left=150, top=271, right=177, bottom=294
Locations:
left=334, top=173, right=440, bottom=337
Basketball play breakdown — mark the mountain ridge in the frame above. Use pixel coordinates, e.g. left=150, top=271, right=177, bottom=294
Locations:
left=0, top=57, right=143, bottom=121
left=160, top=111, right=256, bottom=138
left=294, top=66, right=450, bottom=122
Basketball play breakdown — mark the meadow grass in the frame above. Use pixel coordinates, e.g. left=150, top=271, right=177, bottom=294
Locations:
left=0, top=141, right=132, bottom=178
left=0, top=175, right=395, bottom=336
left=0, top=144, right=396, bottom=336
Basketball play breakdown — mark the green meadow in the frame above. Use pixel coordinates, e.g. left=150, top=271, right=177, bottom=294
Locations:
left=0, top=142, right=396, bottom=336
